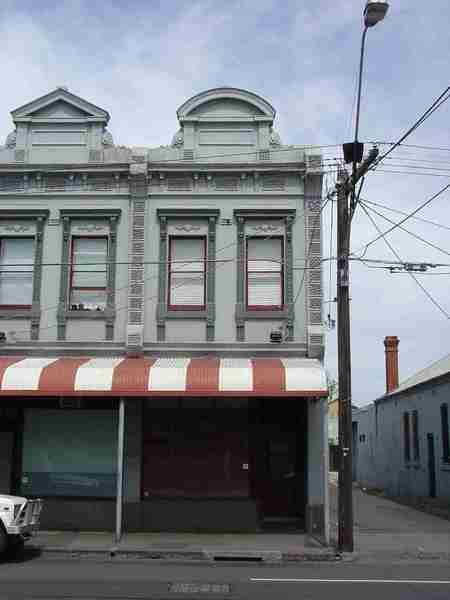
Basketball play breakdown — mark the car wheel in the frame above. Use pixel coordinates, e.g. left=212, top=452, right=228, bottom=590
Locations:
left=8, top=536, right=25, bottom=556
left=0, top=526, right=7, bottom=555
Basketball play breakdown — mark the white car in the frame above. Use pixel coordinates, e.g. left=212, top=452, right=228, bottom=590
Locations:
left=0, top=494, right=43, bottom=555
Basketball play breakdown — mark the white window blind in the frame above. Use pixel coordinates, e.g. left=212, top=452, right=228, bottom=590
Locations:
left=70, top=237, right=108, bottom=310
left=247, top=237, right=283, bottom=308
left=0, top=237, right=34, bottom=306
left=169, top=237, right=205, bottom=307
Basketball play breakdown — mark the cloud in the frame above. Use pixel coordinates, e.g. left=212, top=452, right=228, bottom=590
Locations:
left=1, top=0, right=449, bottom=405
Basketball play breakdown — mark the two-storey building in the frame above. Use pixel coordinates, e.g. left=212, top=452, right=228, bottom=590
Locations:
left=0, top=86, right=329, bottom=540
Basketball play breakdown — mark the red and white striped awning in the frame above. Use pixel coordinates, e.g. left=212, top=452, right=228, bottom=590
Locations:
left=0, top=357, right=328, bottom=397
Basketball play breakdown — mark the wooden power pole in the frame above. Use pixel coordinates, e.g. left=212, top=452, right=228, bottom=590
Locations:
left=336, top=146, right=379, bottom=553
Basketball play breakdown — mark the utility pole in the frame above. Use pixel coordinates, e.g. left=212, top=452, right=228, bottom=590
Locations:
left=337, top=147, right=379, bottom=553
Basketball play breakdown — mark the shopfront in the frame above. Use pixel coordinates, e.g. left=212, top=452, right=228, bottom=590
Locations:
left=0, top=356, right=328, bottom=535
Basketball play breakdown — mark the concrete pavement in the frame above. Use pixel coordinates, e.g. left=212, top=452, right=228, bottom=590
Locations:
left=28, top=530, right=335, bottom=563
left=329, top=475, right=450, bottom=561
left=21, top=475, right=450, bottom=564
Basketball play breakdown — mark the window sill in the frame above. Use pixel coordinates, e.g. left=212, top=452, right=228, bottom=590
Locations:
left=238, top=307, right=290, bottom=320
left=0, top=308, right=37, bottom=319
left=165, top=310, right=207, bottom=320
left=63, top=309, right=115, bottom=320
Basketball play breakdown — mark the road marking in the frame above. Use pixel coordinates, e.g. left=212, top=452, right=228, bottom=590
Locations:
left=251, top=578, right=450, bottom=584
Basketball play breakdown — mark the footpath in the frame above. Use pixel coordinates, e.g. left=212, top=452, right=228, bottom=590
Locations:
left=329, top=474, right=450, bottom=562
left=24, top=476, right=450, bottom=564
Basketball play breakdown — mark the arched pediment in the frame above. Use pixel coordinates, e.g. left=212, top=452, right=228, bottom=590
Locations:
left=177, top=87, right=275, bottom=122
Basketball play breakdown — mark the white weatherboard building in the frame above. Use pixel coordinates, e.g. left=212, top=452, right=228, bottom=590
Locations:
left=0, top=87, right=329, bottom=540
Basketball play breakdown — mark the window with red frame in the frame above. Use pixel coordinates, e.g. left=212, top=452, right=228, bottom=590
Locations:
left=168, top=237, right=206, bottom=310
left=70, top=236, right=108, bottom=311
left=0, top=237, right=34, bottom=308
left=246, top=237, right=283, bottom=310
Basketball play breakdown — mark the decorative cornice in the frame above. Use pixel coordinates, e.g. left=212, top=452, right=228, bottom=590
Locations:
left=234, top=208, right=296, bottom=218
left=59, top=209, right=122, bottom=219
left=0, top=209, right=49, bottom=219
left=157, top=208, right=220, bottom=219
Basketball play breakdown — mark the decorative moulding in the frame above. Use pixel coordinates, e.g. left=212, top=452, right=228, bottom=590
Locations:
left=11, top=87, right=109, bottom=124
left=174, top=224, right=202, bottom=233
left=0, top=223, right=34, bottom=234
left=248, top=224, right=282, bottom=234
left=176, top=87, right=276, bottom=122
left=71, top=223, right=109, bottom=235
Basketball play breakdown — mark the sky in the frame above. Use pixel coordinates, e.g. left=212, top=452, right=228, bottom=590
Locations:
left=1, top=0, right=449, bottom=405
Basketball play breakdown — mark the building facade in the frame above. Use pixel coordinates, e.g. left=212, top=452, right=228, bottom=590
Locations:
left=353, top=337, right=450, bottom=503
left=0, top=87, right=329, bottom=539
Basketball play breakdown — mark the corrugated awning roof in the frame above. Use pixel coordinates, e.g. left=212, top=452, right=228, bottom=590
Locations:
left=0, top=356, right=328, bottom=397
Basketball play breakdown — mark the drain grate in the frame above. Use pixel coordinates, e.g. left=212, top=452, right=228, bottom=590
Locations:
left=169, top=583, right=231, bottom=594
left=213, top=555, right=262, bottom=562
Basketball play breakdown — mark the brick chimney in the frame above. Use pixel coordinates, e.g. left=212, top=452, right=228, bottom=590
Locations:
left=384, top=336, right=400, bottom=393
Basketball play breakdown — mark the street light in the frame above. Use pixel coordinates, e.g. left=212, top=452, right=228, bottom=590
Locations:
left=364, top=1, right=389, bottom=27
left=348, top=1, right=389, bottom=182
left=337, top=1, right=389, bottom=554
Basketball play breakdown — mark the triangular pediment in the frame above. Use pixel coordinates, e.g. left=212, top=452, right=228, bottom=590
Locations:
left=29, top=100, right=91, bottom=119
left=11, top=87, right=109, bottom=123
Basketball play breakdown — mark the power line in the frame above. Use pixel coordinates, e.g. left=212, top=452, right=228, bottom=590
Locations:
left=10, top=199, right=332, bottom=335
left=387, top=162, right=450, bottom=173
left=386, top=156, right=450, bottom=166
left=374, top=168, right=450, bottom=178
left=361, top=198, right=450, bottom=232
left=360, top=200, right=450, bottom=259
left=146, top=143, right=344, bottom=164
left=354, top=182, right=450, bottom=257
left=359, top=203, right=450, bottom=321
left=373, top=142, right=450, bottom=153
left=293, top=197, right=331, bottom=307
left=370, top=85, right=450, bottom=170
left=327, top=181, right=335, bottom=320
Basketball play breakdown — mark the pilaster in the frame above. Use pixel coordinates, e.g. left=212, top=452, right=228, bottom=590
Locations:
left=126, top=162, right=148, bottom=355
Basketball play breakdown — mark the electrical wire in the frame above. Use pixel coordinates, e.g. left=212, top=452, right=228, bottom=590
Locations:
left=359, top=202, right=450, bottom=321
left=293, top=197, right=331, bottom=306
left=353, top=182, right=450, bottom=258
left=370, top=85, right=450, bottom=170
left=375, top=169, right=450, bottom=178
left=359, top=201, right=450, bottom=259
left=9, top=198, right=332, bottom=336
left=138, top=143, right=344, bottom=165
left=361, top=198, right=450, bottom=232
left=373, top=142, right=450, bottom=153
left=327, top=186, right=335, bottom=317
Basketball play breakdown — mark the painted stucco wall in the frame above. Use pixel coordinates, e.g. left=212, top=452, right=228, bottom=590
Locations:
left=0, top=86, right=325, bottom=354
left=0, top=195, right=129, bottom=343
left=354, top=378, right=450, bottom=502
left=307, top=397, right=329, bottom=542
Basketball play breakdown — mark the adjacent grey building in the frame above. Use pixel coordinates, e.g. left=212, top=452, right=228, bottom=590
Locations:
left=354, top=337, right=450, bottom=503
left=0, top=86, right=329, bottom=540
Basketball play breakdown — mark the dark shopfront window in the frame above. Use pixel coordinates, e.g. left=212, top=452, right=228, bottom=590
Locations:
left=20, top=409, right=118, bottom=498
left=142, top=398, right=249, bottom=498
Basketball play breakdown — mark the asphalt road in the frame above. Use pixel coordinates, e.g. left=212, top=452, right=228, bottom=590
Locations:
left=1, top=553, right=450, bottom=599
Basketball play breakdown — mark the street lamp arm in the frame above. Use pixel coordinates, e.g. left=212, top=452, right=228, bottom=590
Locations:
left=354, top=26, right=368, bottom=146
